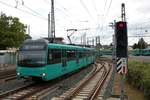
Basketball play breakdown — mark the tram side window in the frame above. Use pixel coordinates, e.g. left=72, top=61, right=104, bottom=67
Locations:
left=83, top=51, right=86, bottom=57
left=79, top=52, right=81, bottom=58
left=86, top=51, right=90, bottom=57
left=48, top=49, right=61, bottom=64
left=67, top=50, right=75, bottom=61
left=79, top=51, right=84, bottom=58
left=85, top=51, right=89, bottom=57
left=92, top=51, right=95, bottom=56
left=146, top=50, right=149, bottom=53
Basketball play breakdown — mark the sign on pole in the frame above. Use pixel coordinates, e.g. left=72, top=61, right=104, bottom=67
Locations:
left=116, top=58, right=127, bottom=74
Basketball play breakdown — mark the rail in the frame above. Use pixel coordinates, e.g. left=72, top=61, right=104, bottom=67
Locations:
left=0, top=64, right=96, bottom=100
left=0, top=70, right=16, bottom=83
left=52, top=62, right=112, bottom=100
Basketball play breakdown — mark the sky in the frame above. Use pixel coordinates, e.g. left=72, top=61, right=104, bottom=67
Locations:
left=0, top=0, right=150, bottom=45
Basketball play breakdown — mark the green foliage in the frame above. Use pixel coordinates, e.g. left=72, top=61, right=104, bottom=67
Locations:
left=132, top=43, right=138, bottom=49
left=132, top=38, right=148, bottom=49
left=137, top=38, right=148, bottom=49
left=25, top=34, right=32, bottom=40
left=0, top=12, right=26, bottom=49
left=127, top=60, right=150, bottom=99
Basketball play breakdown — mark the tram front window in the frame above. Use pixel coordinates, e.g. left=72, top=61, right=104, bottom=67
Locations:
left=18, top=44, right=46, bottom=67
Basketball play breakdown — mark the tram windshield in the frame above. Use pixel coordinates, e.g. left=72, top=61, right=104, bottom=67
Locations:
left=18, top=44, right=47, bottom=67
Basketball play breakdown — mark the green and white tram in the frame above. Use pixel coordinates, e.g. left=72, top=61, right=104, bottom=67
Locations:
left=17, top=39, right=96, bottom=81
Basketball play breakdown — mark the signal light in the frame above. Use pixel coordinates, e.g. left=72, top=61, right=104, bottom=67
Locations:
left=118, top=22, right=124, bottom=28
left=115, top=21, right=127, bottom=57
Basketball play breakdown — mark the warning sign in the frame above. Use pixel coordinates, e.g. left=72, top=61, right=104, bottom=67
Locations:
left=116, top=58, right=127, bottom=74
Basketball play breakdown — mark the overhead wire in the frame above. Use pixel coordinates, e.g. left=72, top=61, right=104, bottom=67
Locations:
left=15, top=0, right=48, bottom=20
left=55, top=7, right=70, bottom=18
left=55, top=1, right=70, bottom=14
left=78, top=0, right=97, bottom=39
left=55, top=1, right=83, bottom=25
left=55, top=1, right=91, bottom=25
left=88, top=0, right=102, bottom=37
left=43, top=0, right=74, bottom=26
left=43, top=0, right=71, bottom=19
left=100, top=0, right=113, bottom=33
left=43, top=0, right=71, bottom=32
left=105, top=0, right=113, bottom=19
left=92, top=0, right=98, bottom=14
left=91, top=0, right=100, bottom=27
left=43, top=0, right=51, bottom=5
left=14, top=0, right=18, bottom=8
left=22, top=5, right=47, bottom=20
left=103, top=0, right=108, bottom=13
left=80, top=0, right=97, bottom=24
left=92, top=0, right=113, bottom=45
left=0, top=1, right=47, bottom=21
left=43, top=0, right=95, bottom=33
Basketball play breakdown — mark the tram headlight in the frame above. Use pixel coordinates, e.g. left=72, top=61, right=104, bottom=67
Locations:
left=17, top=72, right=20, bottom=76
left=42, top=73, right=46, bottom=77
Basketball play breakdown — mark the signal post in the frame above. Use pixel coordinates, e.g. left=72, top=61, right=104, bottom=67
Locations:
left=115, top=21, right=128, bottom=100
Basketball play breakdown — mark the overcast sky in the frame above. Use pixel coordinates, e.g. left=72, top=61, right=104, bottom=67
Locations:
left=0, top=0, right=150, bottom=45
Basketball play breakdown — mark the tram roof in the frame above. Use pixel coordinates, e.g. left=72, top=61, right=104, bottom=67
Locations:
left=22, top=39, right=95, bottom=51
left=48, top=43, right=95, bottom=51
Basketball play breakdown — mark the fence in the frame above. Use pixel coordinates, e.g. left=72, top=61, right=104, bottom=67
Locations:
left=0, top=50, right=17, bottom=67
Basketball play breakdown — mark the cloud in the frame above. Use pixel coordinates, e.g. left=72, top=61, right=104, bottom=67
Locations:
left=0, top=0, right=150, bottom=45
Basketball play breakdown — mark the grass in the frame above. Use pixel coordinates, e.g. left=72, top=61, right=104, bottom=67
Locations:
left=127, top=60, right=150, bottom=99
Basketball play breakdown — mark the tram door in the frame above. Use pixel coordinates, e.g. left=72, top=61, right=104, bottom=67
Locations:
left=62, top=49, right=67, bottom=69
left=76, top=51, right=79, bottom=65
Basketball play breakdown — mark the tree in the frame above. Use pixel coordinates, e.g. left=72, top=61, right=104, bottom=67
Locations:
left=25, top=34, right=32, bottom=40
left=132, top=43, right=138, bottom=49
left=0, top=12, right=26, bottom=49
left=137, top=38, right=148, bottom=49
left=109, top=43, right=112, bottom=46
left=132, top=38, right=148, bottom=49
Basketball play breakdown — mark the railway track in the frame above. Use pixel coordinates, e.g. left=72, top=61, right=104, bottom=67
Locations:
left=0, top=71, right=16, bottom=83
left=25, top=64, right=96, bottom=100
left=0, top=59, right=111, bottom=100
left=0, top=64, right=96, bottom=100
left=0, top=81, right=35, bottom=99
left=0, top=82, right=55, bottom=100
left=52, top=62, right=112, bottom=100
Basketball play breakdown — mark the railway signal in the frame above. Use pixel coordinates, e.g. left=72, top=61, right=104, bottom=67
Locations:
left=115, top=21, right=127, bottom=58
left=114, top=3, right=128, bottom=100
left=115, top=21, right=128, bottom=75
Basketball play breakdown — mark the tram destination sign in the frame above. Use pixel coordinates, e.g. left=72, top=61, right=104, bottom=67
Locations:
left=21, top=44, right=46, bottom=50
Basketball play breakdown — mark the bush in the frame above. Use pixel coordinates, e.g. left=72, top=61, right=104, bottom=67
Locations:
left=127, top=60, right=150, bottom=99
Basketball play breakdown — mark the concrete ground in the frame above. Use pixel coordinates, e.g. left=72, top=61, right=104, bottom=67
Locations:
left=109, top=73, right=145, bottom=100
left=0, top=64, right=16, bottom=71
left=129, top=56, right=150, bottom=62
